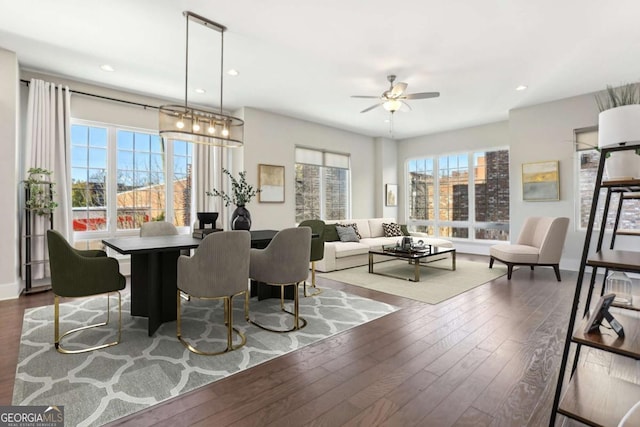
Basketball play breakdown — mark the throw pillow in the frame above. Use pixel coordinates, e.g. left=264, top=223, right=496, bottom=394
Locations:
left=336, top=224, right=360, bottom=242
left=400, top=224, right=411, bottom=236
left=337, top=222, right=361, bottom=239
left=382, top=222, right=403, bottom=237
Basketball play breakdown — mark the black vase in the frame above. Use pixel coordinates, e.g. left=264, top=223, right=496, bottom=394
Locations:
left=231, top=205, right=251, bottom=230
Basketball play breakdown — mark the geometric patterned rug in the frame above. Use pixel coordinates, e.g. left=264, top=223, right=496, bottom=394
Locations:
left=12, top=289, right=398, bottom=426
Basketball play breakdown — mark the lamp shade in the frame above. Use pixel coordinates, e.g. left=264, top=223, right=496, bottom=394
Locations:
left=598, top=104, right=640, bottom=148
left=159, top=105, right=243, bottom=147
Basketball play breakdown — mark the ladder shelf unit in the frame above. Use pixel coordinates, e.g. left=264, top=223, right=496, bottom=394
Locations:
left=551, top=143, right=640, bottom=427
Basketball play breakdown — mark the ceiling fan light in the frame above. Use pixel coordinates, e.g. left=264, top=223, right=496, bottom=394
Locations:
left=383, top=99, right=402, bottom=112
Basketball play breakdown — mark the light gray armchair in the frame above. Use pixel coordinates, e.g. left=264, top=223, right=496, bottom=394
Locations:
left=140, top=221, right=178, bottom=237
left=249, top=227, right=311, bottom=332
left=489, top=217, right=569, bottom=281
left=176, top=230, right=251, bottom=355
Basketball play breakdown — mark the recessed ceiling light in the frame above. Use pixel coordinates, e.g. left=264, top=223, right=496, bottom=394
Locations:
left=100, top=64, right=115, bottom=72
left=195, top=88, right=206, bottom=94
left=227, top=69, right=239, bottom=76
left=516, top=85, right=528, bottom=91
left=384, top=119, right=391, bottom=123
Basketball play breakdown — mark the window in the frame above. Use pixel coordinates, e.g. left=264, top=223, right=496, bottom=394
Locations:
left=576, top=127, right=639, bottom=230
left=71, top=121, right=193, bottom=249
left=295, top=147, right=350, bottom=222
left=407, top=149, right=509, bottom=241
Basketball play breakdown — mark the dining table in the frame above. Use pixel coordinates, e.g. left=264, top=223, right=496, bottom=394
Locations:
left=103, top=229, right=281, bottom=336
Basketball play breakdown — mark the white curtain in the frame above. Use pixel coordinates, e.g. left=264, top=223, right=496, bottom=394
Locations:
left=194, top=144, right=223, bottom=228
left=23, top=79, right=71, bottom=280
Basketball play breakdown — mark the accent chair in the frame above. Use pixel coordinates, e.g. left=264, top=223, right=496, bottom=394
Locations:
left=46, top=229, right=126, bottom=354
left=249, top=227, right=311, bottom=332
left=298, top=219, right=325, bottom=297
left=489, top=216, right=570, bottom=281
left=176, top=230, right=251, bottom=355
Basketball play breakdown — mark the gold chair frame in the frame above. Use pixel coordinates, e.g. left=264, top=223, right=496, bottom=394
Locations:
left=176, top=289, right=249, bottom=355
left=54, top=291, right=122, bottom=354
left=251, top=282, right=307, bottom=333
left=303, top=261, right=322, bottom=297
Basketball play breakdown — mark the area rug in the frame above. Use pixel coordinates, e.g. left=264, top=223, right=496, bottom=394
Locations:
left=12, top=289, right=397, bottom=426
left=319, top=258, right=508, bottom=304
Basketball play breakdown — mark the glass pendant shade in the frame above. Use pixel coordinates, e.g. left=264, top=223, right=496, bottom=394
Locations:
left=383, top=99, right=402, bottom=112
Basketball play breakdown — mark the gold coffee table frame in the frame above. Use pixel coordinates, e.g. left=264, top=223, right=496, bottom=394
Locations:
left=368, top=245, right=456, bottom=282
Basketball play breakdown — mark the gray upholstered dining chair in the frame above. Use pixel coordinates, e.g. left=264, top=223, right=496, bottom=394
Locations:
left=298, top=219, right=325, bottom=297
left=249, top=227, right=311, bottom=332
left=140, top=220, right=178, bottom=237
left=489, top=216, right=570, bottom=281
left=46, top=229, right=126, bottom=354
left=176, top=230, right=251, bottom=355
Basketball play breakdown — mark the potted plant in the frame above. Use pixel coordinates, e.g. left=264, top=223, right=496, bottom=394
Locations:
left=596, top=83, right=640, bottom=179
left=24, top=167, right=58, bottom=216
left=206, top=168, right=260, bottom=230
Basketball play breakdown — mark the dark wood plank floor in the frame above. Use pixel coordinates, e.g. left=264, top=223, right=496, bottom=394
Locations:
left=0, top=255, right=608, bottom=426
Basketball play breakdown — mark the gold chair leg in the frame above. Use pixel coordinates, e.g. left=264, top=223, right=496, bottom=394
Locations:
left=177, top=292, right=247, bottom=356
left=304, top=262, right=322, bottom=297
left=250, top=283, right=307, bottom=333
left=55, top=292, right=122, bottom=354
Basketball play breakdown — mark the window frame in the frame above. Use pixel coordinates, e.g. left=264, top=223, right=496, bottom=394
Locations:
left=405, top=147, right=510, bottom=242
left=70, top=118, right=194, bottom=248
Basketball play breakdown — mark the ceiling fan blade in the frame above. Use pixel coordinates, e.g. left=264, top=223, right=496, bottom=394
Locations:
left=351, top=95, right=381, bottom=99
left=360, top=103, right=382, bottom=113
left=390, top=82, right=408, bottom=97
left=403, top=92, right=440, bottom=100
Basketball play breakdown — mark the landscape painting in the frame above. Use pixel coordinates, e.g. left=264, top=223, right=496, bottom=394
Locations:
left=522, top=161, right=559, bottom=201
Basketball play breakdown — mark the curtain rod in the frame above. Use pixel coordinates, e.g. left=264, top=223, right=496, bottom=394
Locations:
left=20, top=79, right=160, bottom=110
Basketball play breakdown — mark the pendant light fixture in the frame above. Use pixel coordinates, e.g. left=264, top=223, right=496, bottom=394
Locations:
left=159, top=11, right=243, bottom=147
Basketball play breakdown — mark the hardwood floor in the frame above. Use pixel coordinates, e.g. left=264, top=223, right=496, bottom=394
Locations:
left=1, top=255, right=591, bottom=426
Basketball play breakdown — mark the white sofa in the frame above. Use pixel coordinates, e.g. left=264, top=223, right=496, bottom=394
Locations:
left=315, top=218, right=454, bottom=272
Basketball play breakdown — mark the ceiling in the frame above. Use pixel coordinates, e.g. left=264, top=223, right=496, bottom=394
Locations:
left=2, top=0, right=640, bottom=139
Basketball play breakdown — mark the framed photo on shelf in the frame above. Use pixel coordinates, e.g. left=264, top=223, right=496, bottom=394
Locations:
left=522, top=160, right=559, bottom=201
left=258, top=164, right=285, bottom=203
left=385, top=184, right=398, bottom=206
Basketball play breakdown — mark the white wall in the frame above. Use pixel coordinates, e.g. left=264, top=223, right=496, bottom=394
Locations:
left=0, top=48, right=21, bottom=300
left=374, top=137, right=398, bottom=219
left=509, top=93, right=601, bottom=271
left=236, top=107, right=376, bottom=230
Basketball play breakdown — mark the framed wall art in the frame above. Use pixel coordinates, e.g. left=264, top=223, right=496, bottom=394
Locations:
left=258, top=164, right=285, bottom=203
left=385, top=184, right=398, bottom=206
left=522, top=160, right=559, bottom=201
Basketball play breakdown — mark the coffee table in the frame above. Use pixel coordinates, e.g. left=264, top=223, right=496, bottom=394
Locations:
left=368, top=244, right=456, bottom=282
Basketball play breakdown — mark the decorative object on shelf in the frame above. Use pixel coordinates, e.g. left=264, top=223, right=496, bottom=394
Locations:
left=385, top=184, right=398, bottom=206
left=206, top=168, right=260, bottom=230
left=521, top=160, right=559, bottom=201
left=158, top=11, right=243, bottom=147
left=605, top=271, right=633, bottom=306
left=24, top=167, right=58, bottom=215
left=258, top=164, right=285, bottom=203
left=596, top=83, right=640, bottom=179
left=192, top=212, right=222, bottom=238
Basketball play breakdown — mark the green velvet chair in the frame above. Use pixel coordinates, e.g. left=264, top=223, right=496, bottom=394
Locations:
left=298, top=219, right=325, bottom=297
left=46, top=229, right=126, bottom=354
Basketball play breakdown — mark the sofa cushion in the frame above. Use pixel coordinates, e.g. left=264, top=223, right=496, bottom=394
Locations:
left=363, top=237, right=401, bottom=250
left=336, top=225, right=360, bottom=242
left=368, top=218, right=396, bottom=238
left=337, top=222, right=362, bottom=239
left=490, top=244, right=539, bottom=264
left=331, top=241, right=370, bottom=258
left=382, top=222, right=403, bottom=237
left=324, top=224, right=340, bottom=242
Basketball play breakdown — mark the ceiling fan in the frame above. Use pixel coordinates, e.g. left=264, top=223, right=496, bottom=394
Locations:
left=351, top=75, right=440, bottom=113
